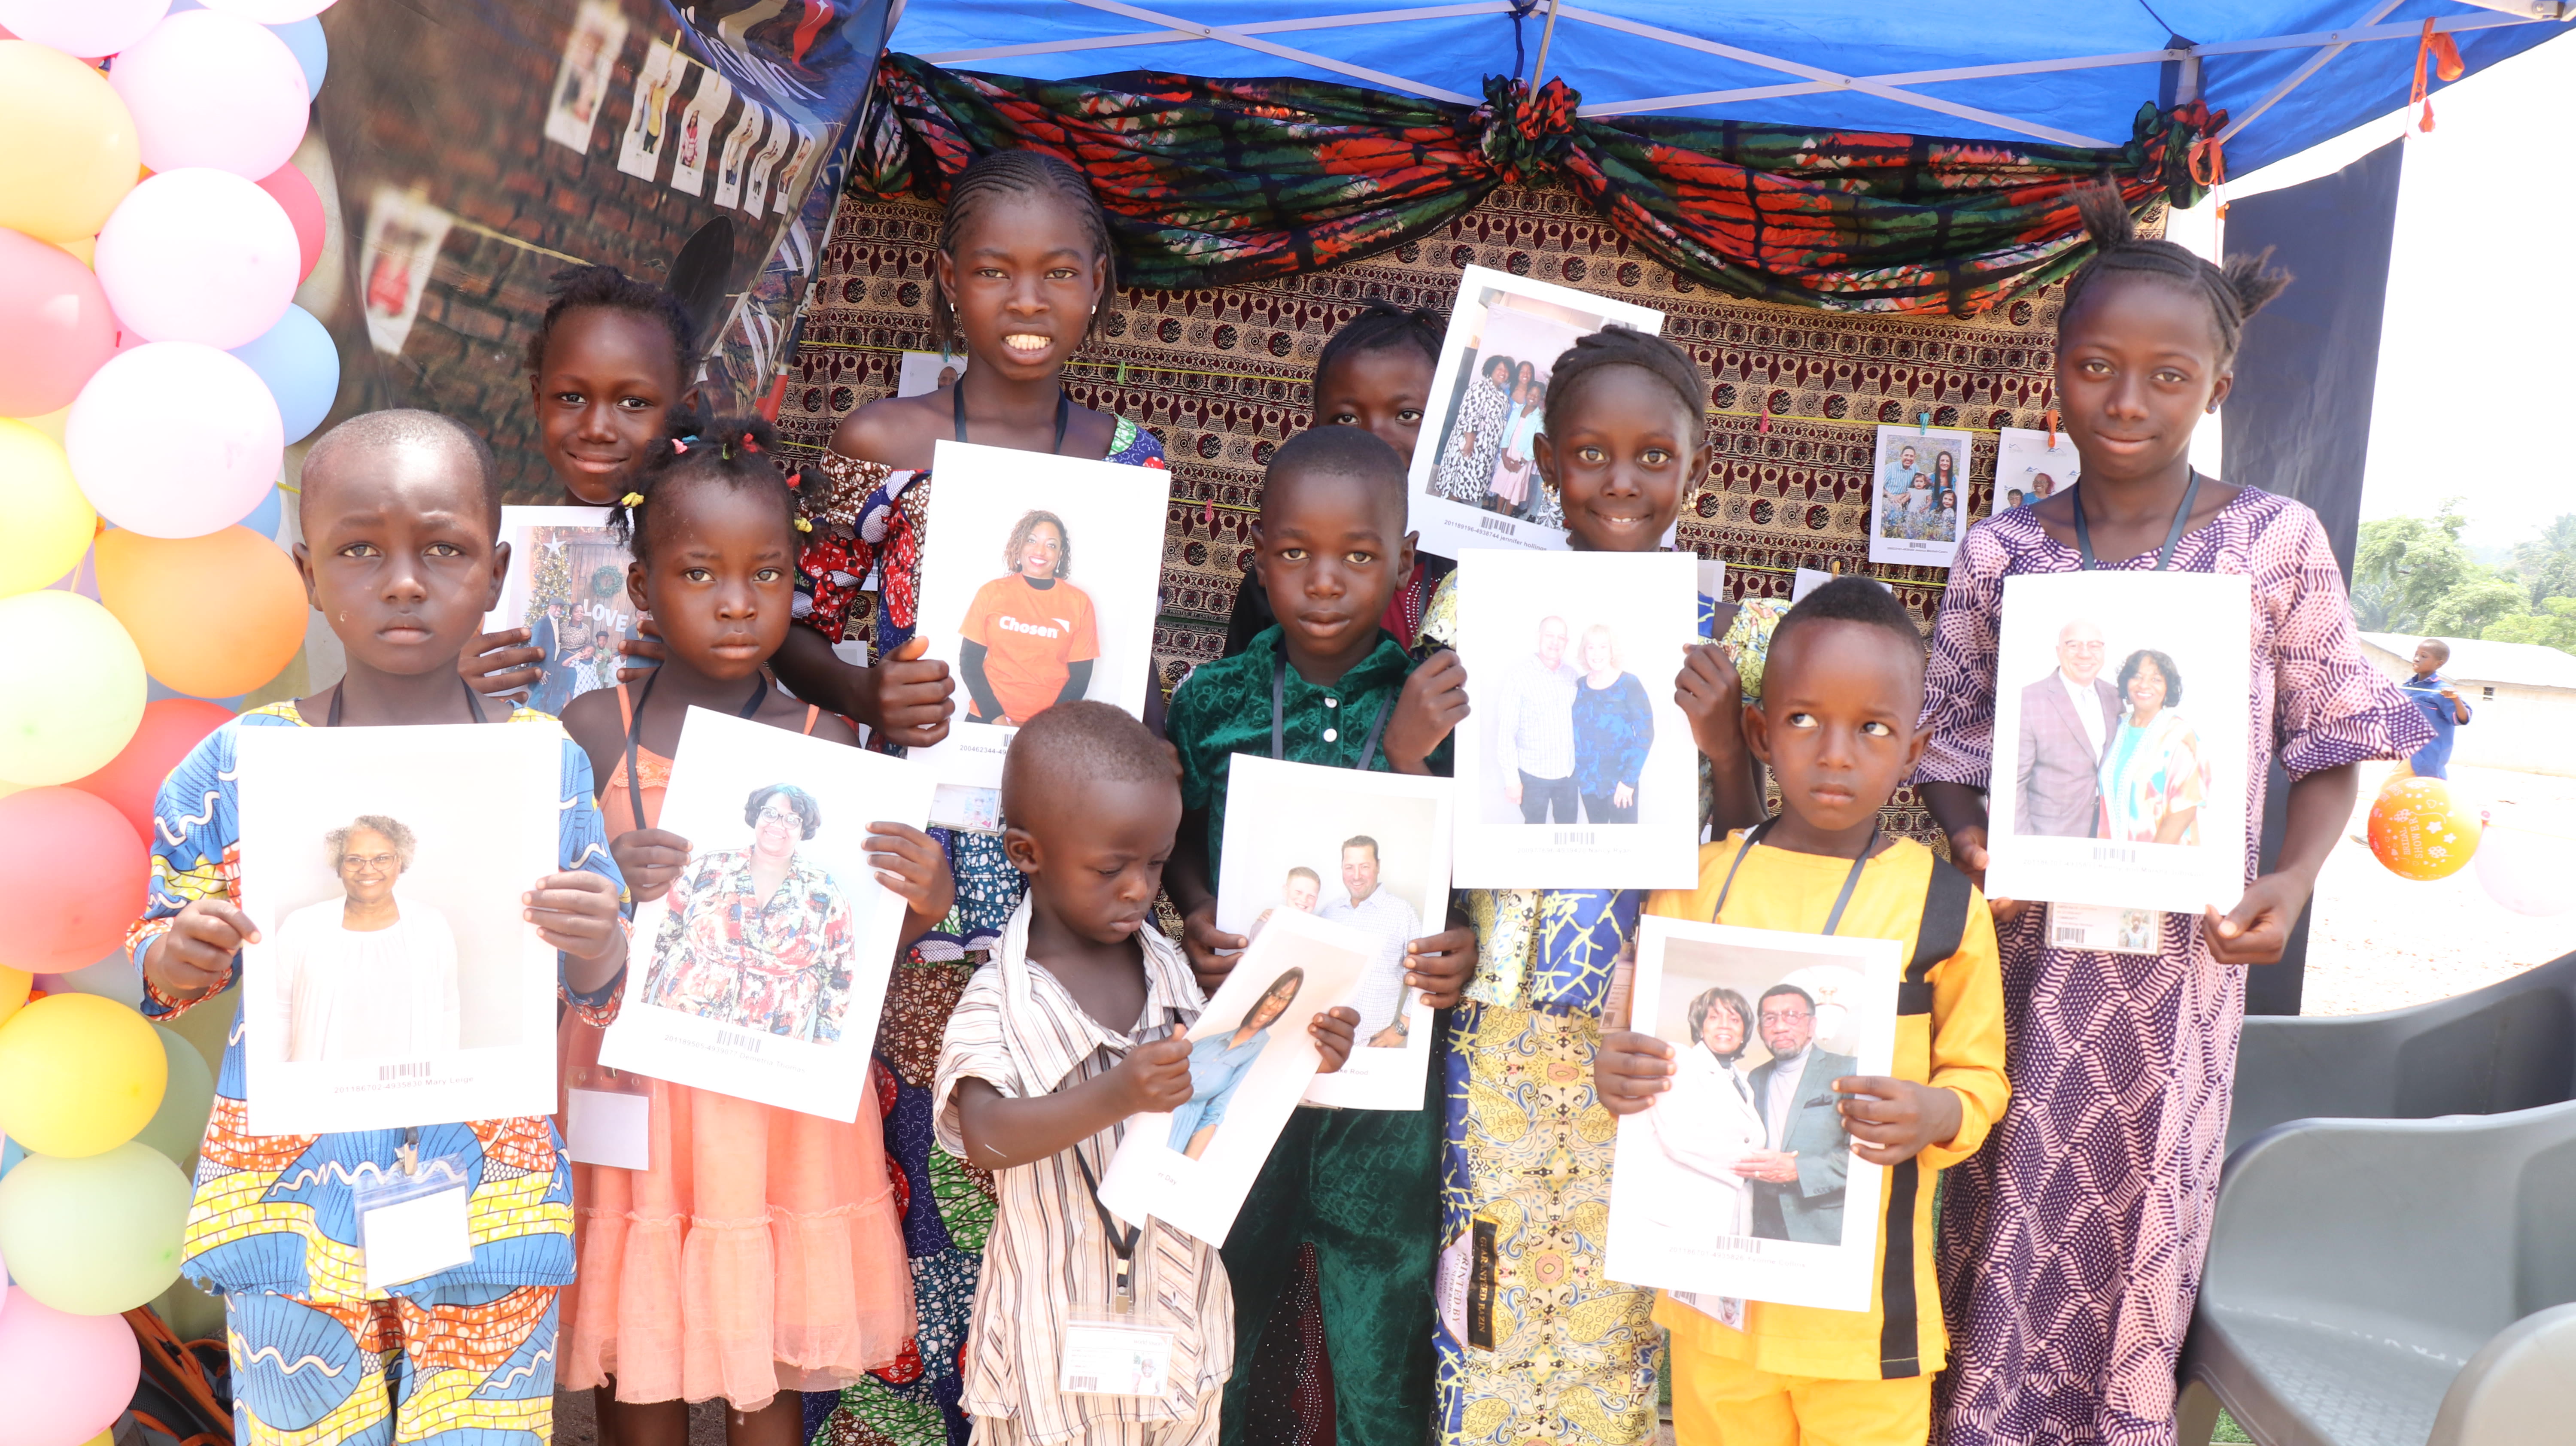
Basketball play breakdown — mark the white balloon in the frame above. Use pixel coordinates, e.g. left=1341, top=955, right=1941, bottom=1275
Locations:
left=2473, top=822, right=2576, bottom=917
left=107, top=8, right=310, bottom=179
left=94, top=169, right=299, bottom=349
left=0, top=0, right=172, bottom=56
left=197, top=0, right=335, bottom=21
left=66, top=343, right=284, bottom=538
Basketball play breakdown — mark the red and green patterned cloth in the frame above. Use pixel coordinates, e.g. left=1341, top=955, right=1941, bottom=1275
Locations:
left=847, top=56, right=2224, bottom=315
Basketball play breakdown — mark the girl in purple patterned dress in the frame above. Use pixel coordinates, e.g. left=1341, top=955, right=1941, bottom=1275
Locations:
left=1914, top=191, right=2429, bottom=1446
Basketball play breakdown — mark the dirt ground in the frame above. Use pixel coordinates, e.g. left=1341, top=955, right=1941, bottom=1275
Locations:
left=2303, top=760, right=2576, bottom=1016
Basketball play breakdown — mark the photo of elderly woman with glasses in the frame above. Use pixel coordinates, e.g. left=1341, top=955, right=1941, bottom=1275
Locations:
left=643, top=782, right=860, bottom=1043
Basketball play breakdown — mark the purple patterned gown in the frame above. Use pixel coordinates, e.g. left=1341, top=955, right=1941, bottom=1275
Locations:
left=1914, top=489, right=2429, bottom=1446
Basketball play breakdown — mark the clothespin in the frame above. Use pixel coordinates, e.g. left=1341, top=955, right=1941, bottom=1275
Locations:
left=1118, top=360, right=1131, bottom=385
left=1916, top=410, right=1929, bottom=434
left=2411, top=19, right=2465, bottom=133
left=1200, top=501, right=1215, bottom=529
left=2044, top=410, right=2058, bottom=449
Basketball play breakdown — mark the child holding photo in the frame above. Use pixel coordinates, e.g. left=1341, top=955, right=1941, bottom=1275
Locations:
left=1597, top=577, right=2010, bottom=1446
left=131, top=411, right=632, bottom=1445
left=553, top=416, right=953, bottom=1446
left=958, top=508, right=1100, bottom=725
left=939, top=703, right=1357, bottom=1444
left=1914, top=189, right=2429, bottom=1445
left=1414, top=326, right=1776, bottom=1443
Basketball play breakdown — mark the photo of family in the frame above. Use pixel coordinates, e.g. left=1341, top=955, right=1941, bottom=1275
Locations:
left=1096, top=905, right=1373, bottom=1246
left=896, top=349, right=969, bottom=397
left=484, top=507, right=644, bottom=716
left=909, top=441, right=1172, bottom=813
left=1449, top=550, right=1701, bottom=888
left=1217, top=756, right=1453, bottom=1110
left=1406, top=265, right=1666, bottom=560
left=601, top=708, right=933, bottom=1121
left=542, top=0, right=630, bottom=153
left=234, top=724, right=563, bottom=1135
left=1868, top=425, right=1974, bottom=568
left=1993, top=425, right=2079, bottom=515
left=1983, top=570, right=2254, bottom=914
left=1604, top=915, right=1902, bottom=1312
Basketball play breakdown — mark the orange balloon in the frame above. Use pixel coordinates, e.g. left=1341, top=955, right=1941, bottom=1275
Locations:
left=68, top=697, right=233, bottom=844
left=94, top=526, right=306, bottom=699
left=2367, top=776, right=2480, bottom=881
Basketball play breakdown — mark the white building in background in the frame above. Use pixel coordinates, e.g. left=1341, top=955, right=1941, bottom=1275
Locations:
left=2358, top=633, right=2576, bottom=778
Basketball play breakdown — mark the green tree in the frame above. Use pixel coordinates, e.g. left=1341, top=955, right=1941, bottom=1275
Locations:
left=2512, top=514, right=2576, bottom=606
left=2354, top=506, right=2482, bottom=632
left=2425, top=574, right=2530, bottom=638
left=2486, top=595, right=2576, bottom=655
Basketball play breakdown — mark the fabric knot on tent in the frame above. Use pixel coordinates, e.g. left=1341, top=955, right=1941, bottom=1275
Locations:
left=1477, top=75, right=1581, bottom=188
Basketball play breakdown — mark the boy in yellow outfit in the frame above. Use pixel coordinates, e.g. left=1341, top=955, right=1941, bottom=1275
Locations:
left=1597, top=575, right=2010, bottom=1445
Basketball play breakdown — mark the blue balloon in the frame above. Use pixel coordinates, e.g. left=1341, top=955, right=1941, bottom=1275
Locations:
left=270, top=16, right=327, bottom=98
left=236, top=483, right=284, bottom=542
left=229, top=304, right=340, bottom=445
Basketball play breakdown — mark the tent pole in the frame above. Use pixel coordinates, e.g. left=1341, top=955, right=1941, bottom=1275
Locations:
left=1532, top=0, right=1562, bottom=88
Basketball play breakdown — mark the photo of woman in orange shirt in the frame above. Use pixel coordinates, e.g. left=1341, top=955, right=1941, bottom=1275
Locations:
left=957, top=509, right=1100, bottom=726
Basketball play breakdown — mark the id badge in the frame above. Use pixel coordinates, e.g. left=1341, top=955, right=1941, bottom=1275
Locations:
left=2046, top=902, right=2164, bottom=955
left=1060, top=1307, right=1177, bottom=1400
left=1666, top=1289, right=1747, bottom=1332
left=565, top=1075, right=653, bottom=1171
left=352, top=1156, right=474, bottom=1294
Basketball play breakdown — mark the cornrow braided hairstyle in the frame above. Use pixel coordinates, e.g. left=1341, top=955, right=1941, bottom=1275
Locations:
left=1541, top=324, right=1708, bottom=443
left=605, top=412, right=808, bottom=568
left=525, top=263, right=698, bottom=383
left=932, top=149, right=1118, bottom=353
left=2061, top=185, right=2292, bottom=366
left=1313, top=299, right=1447, bottom=389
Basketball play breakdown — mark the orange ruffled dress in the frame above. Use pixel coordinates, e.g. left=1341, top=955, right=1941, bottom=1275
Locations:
left=555, top=686, right=914, bottom=1409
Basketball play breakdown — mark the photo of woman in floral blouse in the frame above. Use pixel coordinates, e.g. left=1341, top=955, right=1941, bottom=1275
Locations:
left=643, top=782, right=859, bottom=1042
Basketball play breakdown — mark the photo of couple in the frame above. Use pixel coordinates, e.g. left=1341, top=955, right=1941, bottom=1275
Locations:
left=1869, top=425, right=1972, bottom=565
left=1430, top=351, right=1555, bottom=525
left=2016, top=618, right=2210, bottom=846
left=1488, top=614, right=1656, bottom=827
left=1248, top=838, right=1421, bottom=1050
left=1632, top=978, right=1859, bottom=1246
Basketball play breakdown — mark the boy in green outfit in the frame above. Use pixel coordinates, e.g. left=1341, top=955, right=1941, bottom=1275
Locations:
left=1164, top=425, right=1477, bottom=1445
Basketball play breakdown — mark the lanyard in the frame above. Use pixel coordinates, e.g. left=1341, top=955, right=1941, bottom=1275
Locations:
left=324, top=675, right=487, bottom=728
left=1709, top=816, right=1879, bottom=937
left=955, top=383, right=1072, bottom=456
left=1270, top=651, right=1391, bottom=772
left=2071, top=469, right=2202, bottom=573
left=1072, top=1147, right=1143, bottom=1312
left=623, top=669, right=770, bottom=833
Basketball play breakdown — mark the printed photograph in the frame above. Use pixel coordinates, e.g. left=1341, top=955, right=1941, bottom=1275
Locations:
left=358, top=185, right=454, bottom=357
left=1406, top=264, right=1666, bottom=560
left=908, top=441, right=1173, bottom=803
left=896, top=349, right=970, bottom=397
left=711, top=99, right=768, bottom=211
left=669, top=68, right=733, bottom=196
left=1449, top=549, right=1702, bottom=889
left=1867, top=424, right=1974, bottom=568
left=601, top=708, right=934, bottom=1121
left=1217, top=756, right=1454, bottom=1111
left=1993, top=425, right=2079, bottom=516
left=483, top=506, right=641, bottom=716
left=1096, top=906, right=1373, bottom=1246
left=234, top=724, right=562, bottom=1135
left=1984, top=570, right=2254, bottom=913
left=614, top=40, right=681, bottom=180
left=1604, top=915, right=1902, bottom=1312
left=542, top=0, right=631, bottom=153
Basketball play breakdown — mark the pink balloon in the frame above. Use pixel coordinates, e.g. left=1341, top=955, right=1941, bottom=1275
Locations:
left=256, top=161, right=325, bottom=283
left=107, top=8, right=308, bottom=179
left=0, top=1287, right=139, bottom=1446
left=0, top=0, right=170, bottom=56
left=201, top=0, right=336, bottom=21
left=94, top=168, right=297, bottom=348
left=66, top=342, right=283, bottom=538
left=0, top=228, right=117, bottom=416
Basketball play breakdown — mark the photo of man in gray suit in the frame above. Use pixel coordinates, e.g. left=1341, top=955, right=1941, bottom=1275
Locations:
left=1735, top=984, right=1855, bottom=1246
left=2016, top=617, right=2120, bottom=837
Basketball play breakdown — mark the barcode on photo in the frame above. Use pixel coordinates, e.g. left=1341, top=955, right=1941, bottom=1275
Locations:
left=2090, top=845, right=2139, bottom=866
left=717, top=1030, right=763, bottom=1054
left=1553, top=830, right=1596, bottom=847
left=2053, top=924, right=2095, bottom=948
left=1068, top=1376, right=1100, bottom=1393
left=378, top=1061, right=431, bottom=1081
left=1713, top=1233, right=1792, bottom=1258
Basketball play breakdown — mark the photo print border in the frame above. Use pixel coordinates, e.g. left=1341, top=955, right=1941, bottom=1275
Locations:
left=1866, top=423, right=1974, bottom=569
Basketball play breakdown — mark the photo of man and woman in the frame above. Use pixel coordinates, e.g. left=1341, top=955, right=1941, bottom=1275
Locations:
left=1605, top=915, right=1902, bottom=1312
left=602, top=709, right=933, bottom=1121
left=483, top=506, right=642, bottom=716
left=1868, top=424, right=1974, bottom=568
left=1407, top=264, right=1666, bottom=559
left=1216, top=756, right=1453, bottom=1110
left=234, top=723, right=563, bottom=1134
left=1983, top=570, right=2254, bottom=913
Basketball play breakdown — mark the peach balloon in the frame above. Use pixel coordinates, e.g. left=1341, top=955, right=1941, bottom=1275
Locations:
left=96, top=526, right=305, bottom=698
left=68, top=697, right=231, bottom=844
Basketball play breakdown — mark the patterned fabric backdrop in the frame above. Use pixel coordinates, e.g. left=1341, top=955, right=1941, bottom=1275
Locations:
left=773, top=184, right=2087, bottom=841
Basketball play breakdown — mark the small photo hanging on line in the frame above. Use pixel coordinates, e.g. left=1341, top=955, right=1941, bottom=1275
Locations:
left=1603, top=913, right=1902, bottom=1313
left=1867, top=423, right=1973, bottom=569
left=599, top=706, right=935, bottom=1121
left=233, top=723, right=564, bottom=1135
left=1992, top=425, right=2079, bottom=516
left=482, top=506, right=641, bottom=719
left=1407, top=264, right=1668, bottom=561
left=1981, top=569, right=2254, bottom=914
left=541, top=0, right=630, bottom=153
left=1216, top=755, right=1455, bottom=1111
left=896, top=350, right=969, bottom=398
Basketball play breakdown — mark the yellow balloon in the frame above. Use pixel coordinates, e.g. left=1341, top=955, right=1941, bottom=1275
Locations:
left=55, top=236, right=95, bottom=267
left=0, top=589, right=145, bottom=785
left=0, top=420, right=97, bottom=597
left=9, top=409, right=68, bottom=445
left=0, top=966, right=27, bottom=1030
left=0, top=992, right=167, bottom=1158
left=0, top=43, right=141, bottom=243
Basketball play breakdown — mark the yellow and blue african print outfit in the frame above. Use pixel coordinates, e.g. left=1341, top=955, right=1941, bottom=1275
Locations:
left=1418, top=576, right=1778, bottom=1446
left=128, top=702, right=627, bottom=1446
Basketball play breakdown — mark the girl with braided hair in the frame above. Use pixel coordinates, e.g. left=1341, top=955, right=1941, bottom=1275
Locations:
left=1916, top=187, right=2430, bottom=1445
